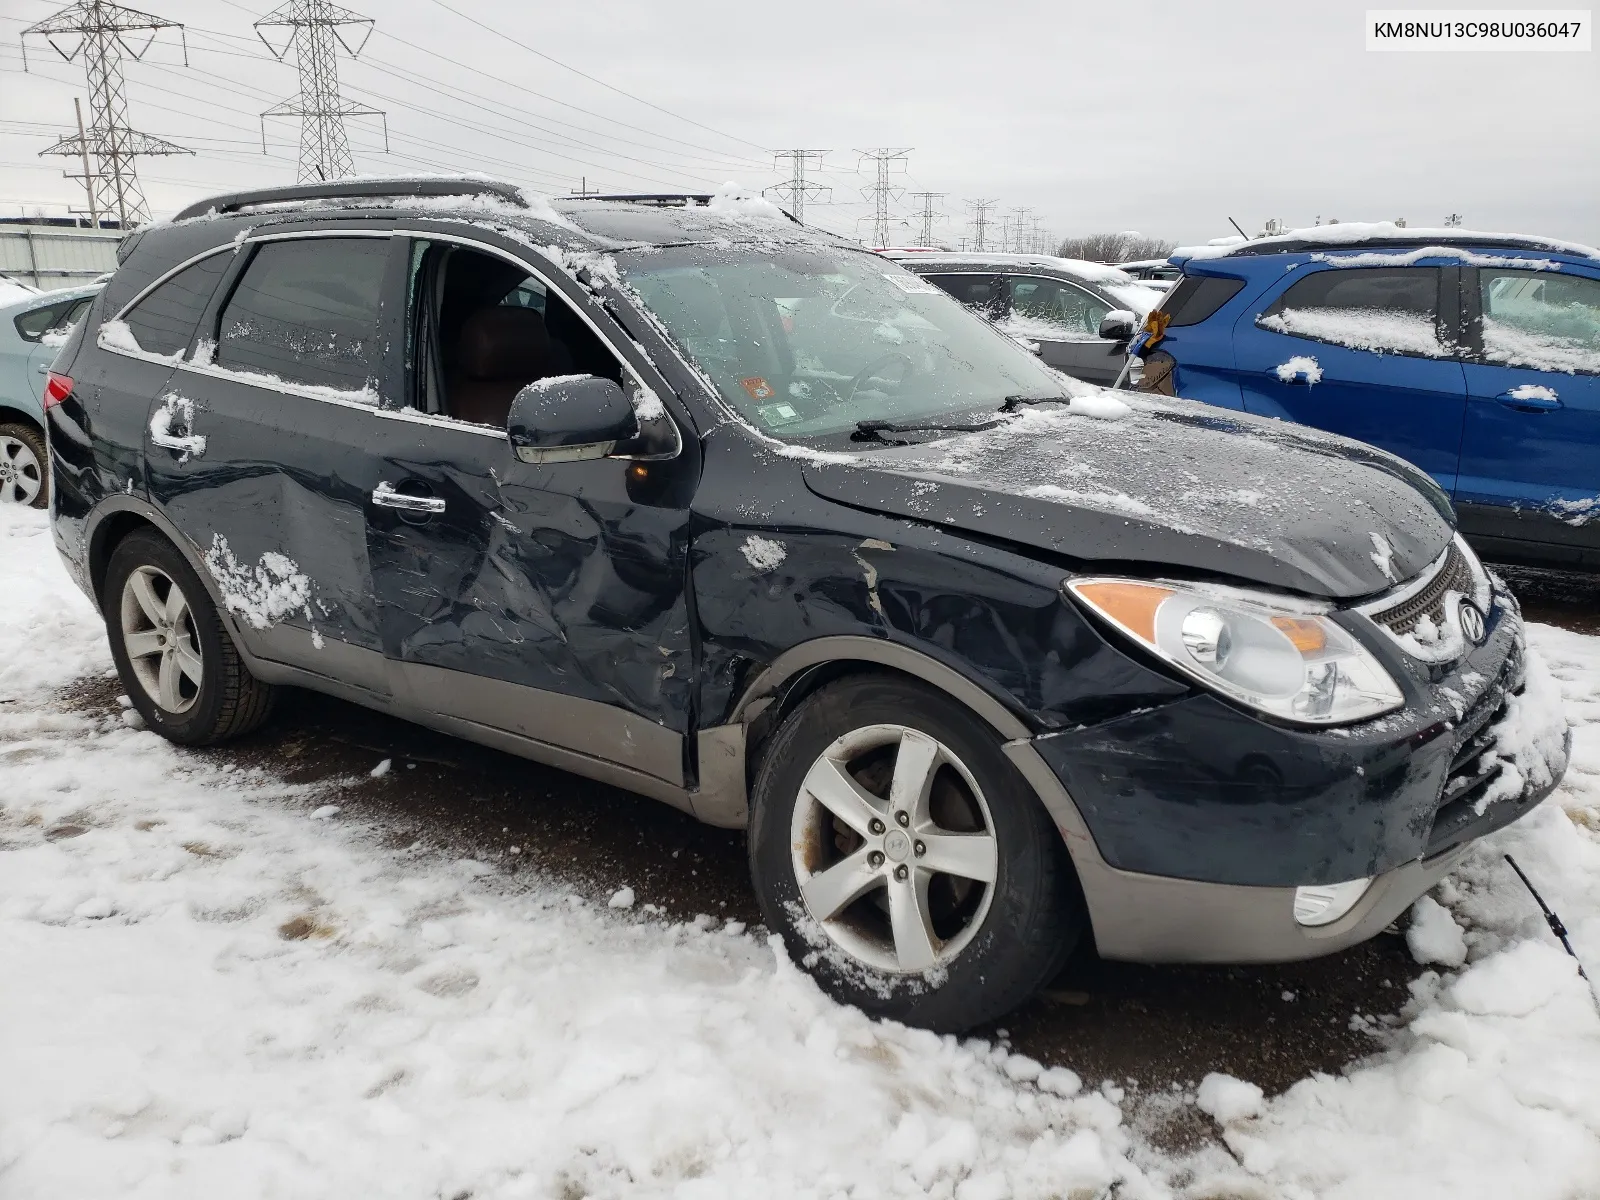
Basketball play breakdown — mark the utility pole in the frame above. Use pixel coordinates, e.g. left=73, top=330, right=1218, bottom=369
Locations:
left=965, top=198, right=998, bottom=252
left=72, top=98, right=97, bottom=226
left=764, top=150, right=830, bottom=224
left=22, top=1, right=194, bottom=228
left=909, top=191, right=945, bottom=248
left=256, top=0, right=388, bottom=183
left=856, top=148, right=911, bottom=248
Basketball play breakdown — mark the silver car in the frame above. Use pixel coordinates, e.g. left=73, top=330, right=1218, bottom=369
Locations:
left=882, top=251, right=1164, bottom=386
left=0, top=283, right=101, bottom=507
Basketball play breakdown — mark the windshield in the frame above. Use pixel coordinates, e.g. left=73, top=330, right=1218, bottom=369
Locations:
left=617, top=244, right=1070, bottom=438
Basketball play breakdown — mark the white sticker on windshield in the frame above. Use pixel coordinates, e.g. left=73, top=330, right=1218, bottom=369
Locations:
left=882, top=272, right=940, bottom=294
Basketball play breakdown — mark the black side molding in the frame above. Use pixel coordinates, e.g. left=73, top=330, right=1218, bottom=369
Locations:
left=171, top=177, right=528, bottom=223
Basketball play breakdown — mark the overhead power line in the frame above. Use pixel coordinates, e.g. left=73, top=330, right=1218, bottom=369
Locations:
left=21, top=0, right=195, bottom=227
left=423, top=0, right=769, bottom=154
left=254, top=0, right=386, bottom=182
left=764, top=150, right=830, bottom=224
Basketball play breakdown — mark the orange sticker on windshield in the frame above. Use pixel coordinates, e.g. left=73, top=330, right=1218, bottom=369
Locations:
left=741, top=377, right=776, bottom=400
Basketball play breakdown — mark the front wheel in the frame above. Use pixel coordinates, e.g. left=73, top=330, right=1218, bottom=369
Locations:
left=104, top=529, right=277, bottom=744
left=749, top=675, right=1083, bottom=1031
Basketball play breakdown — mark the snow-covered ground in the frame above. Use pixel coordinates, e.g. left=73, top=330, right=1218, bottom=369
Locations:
left=3, top=500, right=1600, bottom=1199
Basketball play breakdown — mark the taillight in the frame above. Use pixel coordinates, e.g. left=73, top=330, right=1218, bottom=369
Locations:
left=43, top=372, right=73, bottom=409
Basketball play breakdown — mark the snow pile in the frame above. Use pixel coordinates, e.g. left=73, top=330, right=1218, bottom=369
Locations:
left=1259, top=307, right=1447, bottom=356
left=740, top=534, right=787, bottom=571
left=1485, top=319, right=1600, bottom=374
left=1508, top=383, right=1560, bottom=402
left=201, top=534, right=315, bottom=631
left=0, top=508, right=1159, bottom=1200
left=705, top=182, right=787, bottom=222
left=0, top=509, right=108, bottom=702
left=1195, top=1073, right=1264, bottom=1125
left=98, top=319, right=186, bottom=365
left=1407, top=895, right=1468, bottom=967
left=0, top=276, right=39, bottom=305
left=1180, top=221, right=1600, bottom=262
left=148, top=394, right=207, bottom=463
left=1274, top=355, right=1323, bottom=384
left=1067, top=391, right=1132, bottom=419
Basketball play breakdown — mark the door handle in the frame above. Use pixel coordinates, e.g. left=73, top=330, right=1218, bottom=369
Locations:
left=372, top=481, right=446, bottom=514
left=1495, top=389, right=1561, bottom=413
left=37, top=363, right=49, bottom=374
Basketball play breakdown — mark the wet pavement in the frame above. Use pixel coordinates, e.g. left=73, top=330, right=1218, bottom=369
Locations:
left=57, top=560, right=1595, bottom=1112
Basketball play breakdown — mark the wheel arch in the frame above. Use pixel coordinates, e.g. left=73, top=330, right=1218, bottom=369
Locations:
left=0, top=404, right=44, bottom=437
left=85, top=497, right=248, bottom=653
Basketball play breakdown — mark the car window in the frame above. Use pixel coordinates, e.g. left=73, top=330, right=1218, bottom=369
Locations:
left=1479, top=269, right=1600, bottom=375
left=215, top=238, right=390, bottom=393
left=922, top=273, right=1005, bottom=319
left=1158, top=276, right=1246, bottom=327
left=1258, top=267, right=1445, bottom=357
left=1004, top=276, right=1111, bottom=340
left=619, top=247, right=1069, bottom=439
left=14, top=297, right=77, bottom=342
left=117, top=253, right=232, bottom=357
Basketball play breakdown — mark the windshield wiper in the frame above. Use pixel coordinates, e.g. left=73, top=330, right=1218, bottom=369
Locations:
left=998, top=394, right=1070, bottom=412
left=851, top=417, right=1006, bottom=444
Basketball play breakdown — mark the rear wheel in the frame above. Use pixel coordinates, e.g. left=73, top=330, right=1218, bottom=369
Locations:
left=104, top=530, right=277, bottom=744
left=0, top=422, right=47, bottom=508
left=749, top=674, right=1082, bottom=1031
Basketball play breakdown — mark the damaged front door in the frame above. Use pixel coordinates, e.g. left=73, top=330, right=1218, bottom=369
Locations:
left=363, top=234, right=696, bottom=787
left=146, top=231, right=402, bottom=694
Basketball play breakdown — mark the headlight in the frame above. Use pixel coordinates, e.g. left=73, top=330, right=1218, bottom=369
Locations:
left=1066, top=577, right=1404, bottom=726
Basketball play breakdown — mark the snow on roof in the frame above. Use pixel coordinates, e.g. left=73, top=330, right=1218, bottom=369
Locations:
left=883, top=251, right=1138, bottom=284
left=1177, top=221, right=1600, bottom=262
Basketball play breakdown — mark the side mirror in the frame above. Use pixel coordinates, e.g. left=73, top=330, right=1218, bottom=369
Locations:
left=1098, top=309, right=1137, bottom=342
left=507, top=375, right=638, bottom=464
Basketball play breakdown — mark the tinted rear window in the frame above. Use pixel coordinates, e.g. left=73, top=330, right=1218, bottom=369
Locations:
left=1267, top=267, right=1437, bottom=317
left=215, top=237, right=390, bottom=392
left=119, top=252, right=232, bottom=356
left=1159, top=275, right=1246, bottom=327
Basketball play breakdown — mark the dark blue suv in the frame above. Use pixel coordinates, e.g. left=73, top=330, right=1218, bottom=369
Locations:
left=1135, top=228, right=1600, bottom=570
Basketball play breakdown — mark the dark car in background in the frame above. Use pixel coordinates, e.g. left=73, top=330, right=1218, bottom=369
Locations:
left=1133, top=226, right=1600, bottom=570
left=43, top=180, right=1567, bottom=1031
left=882, top=251, right=1163, bottom=385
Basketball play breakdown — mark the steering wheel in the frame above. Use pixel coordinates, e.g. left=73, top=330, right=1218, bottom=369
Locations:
left=838, top=351, right=916, bottom=406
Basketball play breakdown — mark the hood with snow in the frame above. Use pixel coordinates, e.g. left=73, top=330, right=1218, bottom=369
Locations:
left=801, top=394, right=1455, bottom=600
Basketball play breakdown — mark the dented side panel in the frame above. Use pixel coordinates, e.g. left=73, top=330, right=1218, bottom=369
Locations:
left=688, top=428, right=1190, bottom=734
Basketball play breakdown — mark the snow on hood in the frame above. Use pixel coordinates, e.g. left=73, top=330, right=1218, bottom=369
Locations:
left=801, top=394, right=1455, bottom=599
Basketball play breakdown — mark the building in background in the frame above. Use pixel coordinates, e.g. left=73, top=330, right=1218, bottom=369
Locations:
left=0, top=217, right=123, bottom=291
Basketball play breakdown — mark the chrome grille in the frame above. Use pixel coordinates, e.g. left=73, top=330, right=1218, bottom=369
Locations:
left=1368, top=540, right=1476, bottom=637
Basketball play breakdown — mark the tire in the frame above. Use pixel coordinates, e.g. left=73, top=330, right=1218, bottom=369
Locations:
left=749, top=674, right=1083, bottom=1032
left=103, top=529, right=277, bottom=744
left=0, top=421, right=48, bottom=509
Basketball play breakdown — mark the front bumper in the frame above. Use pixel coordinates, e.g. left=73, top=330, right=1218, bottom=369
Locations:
left=1004, top=588, right=1570, bottom=964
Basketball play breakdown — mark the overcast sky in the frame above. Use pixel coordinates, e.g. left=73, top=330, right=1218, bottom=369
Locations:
left=1, top=0, right=1596, bottom=248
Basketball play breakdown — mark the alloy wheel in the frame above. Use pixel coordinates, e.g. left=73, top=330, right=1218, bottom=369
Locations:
left=790, top=723, right=999, bottom=974
left=0, top=434, right=42, bottom=506
left=120, top=565, right=204, bottom=714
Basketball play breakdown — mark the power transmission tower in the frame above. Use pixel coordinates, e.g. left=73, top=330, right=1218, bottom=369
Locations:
left=255, top=0, right=388, bottom=183
left=22, top=1, right=194, bottom=228
left=965, top=198, right=997, bottom=252
left=764, top=150, right=830, bottom=223
left=909, top=191, right=946, bottom=248
left=856, top=148, right=911, bottom=247
left=1007, top=207, right=1033, bottom=252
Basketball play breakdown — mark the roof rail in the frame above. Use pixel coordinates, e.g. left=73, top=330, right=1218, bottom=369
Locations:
left=564, top=192, right=803, bottom=225
left=565, top=193, right=714, bottom=207
left=172, top=177, right=527, bottom=223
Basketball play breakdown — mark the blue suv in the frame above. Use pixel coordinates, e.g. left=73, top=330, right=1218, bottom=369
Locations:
left=1136, top=229, right=1600, bottom=570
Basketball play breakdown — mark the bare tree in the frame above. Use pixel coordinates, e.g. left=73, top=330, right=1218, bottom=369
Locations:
left=1055, top=232, right=1177, bottom=264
